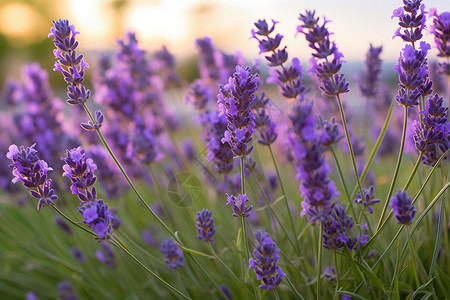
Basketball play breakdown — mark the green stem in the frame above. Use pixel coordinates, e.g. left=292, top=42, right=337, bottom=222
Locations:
left=316, top=223, right=323, bottom=300
left=406, top=226, right=420, bottom=288
left=285, top=276, right=306, bottom=300
left=240, top=156, right=245, bottom=195
left=330, top=145, right=356, bottom=218
left=273, top=289, right=281, bottom=300
left=402, top=152, right=423, bottom=191
left=334, top=94, right=365, bottom=209
left=109, top=238, right=191, bottom=300
left=333, top=250, right=340, bottom=297
left=50, top=204, right=96, bottom=237
left=268, top=144, right=298, bottom=248
left=377, top=105, right=408, bottom=231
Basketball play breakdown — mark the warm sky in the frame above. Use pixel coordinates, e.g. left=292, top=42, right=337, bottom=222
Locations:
left=0, top=0, right=448, bottom=62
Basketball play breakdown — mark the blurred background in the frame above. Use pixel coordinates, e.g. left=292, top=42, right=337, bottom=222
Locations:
left=0, top=0, right=447, bottom=87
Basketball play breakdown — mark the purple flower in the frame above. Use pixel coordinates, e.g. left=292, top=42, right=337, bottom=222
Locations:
left=218, top=65, right=259, bottom=157
left=226, top=193, right=253, bottom=218
left=78, top=199, right=113, bottom=238
left=95, top=241, right=116, bottom=268
left=249, top=230, right=286, bottom=290
left=318, top=117, right=342, bottom=146
left=54, top=217, right=72, bottom=235
left=413, top=94, right=449, bottom=165
left=391, top=0, right=427, bottom=44
left=323, top=266, right=337, bottom=281
left=26, top=292, right=38, bottom=300
left=70, top=247, right=85, bottom=263
left=58, top=281, right=76, bottom=300
left=322, top=201, right=353, bottom=249
left=252, top=92, right=278, bottom=146
left=126, top=124, right=163, bottom=164
left=390, top=190, right=416, bottom=225
left=354, top=185, right=380, bottom=214
left=288, top=103, right=338, bottom=223
left=62, top=147, right=97, bottom=202
left=297, top=10, right=349, bottom=98
left=160, top=238, right=183, bottom=269
left=49, top=19, right=91, bottom=106
left=7, top=144, right=58, bottom=210
left=429, top=8, right=450, bottom=75
left=196, top=208, right=216, bottom=242
left=393, top=42, right=433, bottom=107
left=358, top=44, right=383, bottom=98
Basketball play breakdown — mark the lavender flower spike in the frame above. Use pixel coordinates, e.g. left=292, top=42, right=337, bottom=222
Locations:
left=196, top=208, right=216, bottom=242
left=7, top=144, right=58, bottom=210
left=390, top=190, right=416, bottom=225
left=226, top=193, right=253, bottom=217
left=49, top=19, right=90, bottom=105
left=218, top=65, right=259, bottom=157
left=249, top=230, right=286, bottom=290
left=354, top=185, right=380, bottom=214
left=160, top=238, right=183, bottom=269
left=429, top=8, right=450, bottom=75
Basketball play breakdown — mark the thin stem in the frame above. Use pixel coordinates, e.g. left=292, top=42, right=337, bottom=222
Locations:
left=406, top=226, right=420, bottom=288
left=240, top=156, right=245, bottom=195
left=316, top=222, right=323, bottom=300
left=50, top=204, right=96, bottom=237
left=268, top=144, right=299, bottom=250
left=109, top=238, right=191, bottom=300
left=377, top=105, right=408, bottom=231
left=402, top=152, right=423, bottom=191
left=330, top=145, right=356, bottom=218
left=273, top=289, right=281, bottom=300
left=333, top=250, right=340, bottom=296
left=334, top=93, right=365, bottom=209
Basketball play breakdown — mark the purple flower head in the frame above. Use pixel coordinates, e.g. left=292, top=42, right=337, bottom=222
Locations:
left=318, top=117, right=343, bottom=146
left=126, top=124, right=163, bottom=164
left=391, top=0, right=426, bottom=43
left=55, top=217, right=72, bottom=235
left=358, top=44, right=383, bottom=98
left=252, top=19, right=279, bottom=37
left=160, top=238, right=183, bottom=269
left=297, top=10, right=349, bottom=98
left=26, top=292, right=38, bottom=300
left=253, top=92, right=278, bottom=145
left=1, top=78, right=22, bottom=105
left=185, top=79, right=211, bottom=111
left=57, top=281, right=76, bottom=300
left=78, top=199, right=113, bottom=239
left=288, top=103, right=339, bottom=224
left=394, top=42, right=433, bottom=107
left=226, top=193, right=253, bottom=218
left=205, top=111, right=235, bottom=174
left=413, top=94, right=449, bottom=165
left=196, top=208, right=216, bottom=242
left=249, top=230, right=286, bottom=290
left=323, top=201, right=353, bottom=249
left=62, top=146, right=97, bottom=201
left=49, top=19, right=91, bottom=105
left=323, top=266, right=337, bottom=281
left=95, top=240, right=116, bottom=268
left=429, top=8, right=450, bottom=75
left=354, top=185, right=380, bottom=214
left=7, top=144, right=58, bottom=210
left=70, top=247, right=85, bottom=263
left=390, top=190, right=416, bottom=225
left=218, top=65, right=259, bottom=157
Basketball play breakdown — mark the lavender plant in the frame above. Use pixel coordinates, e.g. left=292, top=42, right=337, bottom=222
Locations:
left=0, top=1, right=449, bottom=300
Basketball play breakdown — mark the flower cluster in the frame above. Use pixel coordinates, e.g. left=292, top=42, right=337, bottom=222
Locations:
left=251, top=19, right=306, bottom=100
left=297, top=10, right=349, bottom=97
left=226, top=193, right=253, bottom=218
left=62, top=147, right=117, bottom=239
left=160, top=238, right=183, bottom=269
left=413, top=94, right=449, bottom=165
left=391, top=0, right=427, bottom=44
left=249, top=230, right=286, bottom=290
left=58, top=281, right=76, bottom=300
left=358, top=44, right=383, bottom=98
left=287, top=103, right=339, bottom=223
left=393, top=42, right=433, bottom=107
left=390, top=190, right=417, bottom=225
left=322, top=201, right=354, bottom=249
left=252, top=89, right=278, bottom=146
left=429, top=8, right=450, bottom=75
left=218, top=65, right=259, bottom=157
left=48, top=19, right=90, bottom=106
left=7, top=144, right=58, bottom=210
left=196, top=208, right=216, bottom=242
left=354, top=185, right=380, bottom=214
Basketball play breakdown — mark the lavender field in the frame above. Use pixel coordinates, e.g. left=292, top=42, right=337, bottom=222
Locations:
left=0, top=0, right=449, bottom=299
